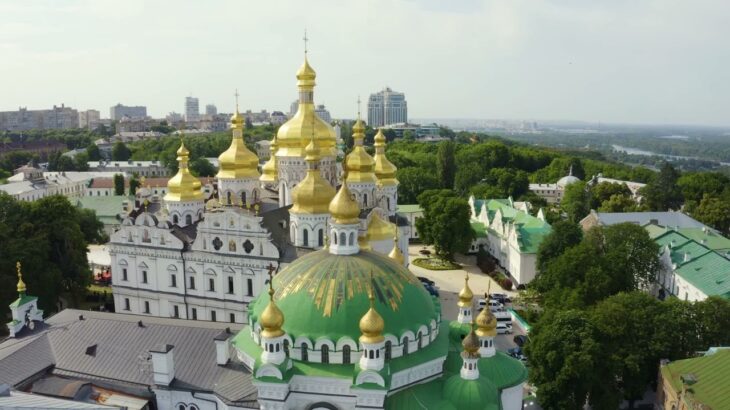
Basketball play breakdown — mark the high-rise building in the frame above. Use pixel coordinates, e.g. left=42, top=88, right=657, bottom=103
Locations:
left=289, top=99, right=298, bottom=117
left=0, top=104, right=79, bottom=131
left=314, top=104, right=331, bottom=123
left=185, top=97, right=200, bottom=122
left=78, top=109, right=100, bottom=129
left=367, top=87, right=408, bottom=127
left=205, top=104, right=217, bottom=116
left=110, top=104, right=147, bottom=121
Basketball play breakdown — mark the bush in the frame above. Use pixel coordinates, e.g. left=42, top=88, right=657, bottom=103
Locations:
left=500, top=278, right=513, bottom=290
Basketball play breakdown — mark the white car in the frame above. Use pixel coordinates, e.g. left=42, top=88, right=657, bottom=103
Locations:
left=496, top=322, right=513, bottom=334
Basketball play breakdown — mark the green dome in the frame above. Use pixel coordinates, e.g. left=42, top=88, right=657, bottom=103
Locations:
left=250, top=249, right=438, bottom=342
left=442, top=375, right=500, bottom=410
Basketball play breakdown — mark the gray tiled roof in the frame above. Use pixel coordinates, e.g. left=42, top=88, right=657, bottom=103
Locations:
left=592, top=211, right=708, bottom=229
left=0, top=389, right=117, bottom=409
left=0, top=309, right=257, bottom=405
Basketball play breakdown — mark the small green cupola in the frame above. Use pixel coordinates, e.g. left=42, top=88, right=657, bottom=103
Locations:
left=6, top=261, right=44, bottom=337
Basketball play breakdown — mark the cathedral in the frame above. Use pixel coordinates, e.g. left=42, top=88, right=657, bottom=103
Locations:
left=108, top=53, right=407, bottom=325
left=1, top=52, right=528, bottom=410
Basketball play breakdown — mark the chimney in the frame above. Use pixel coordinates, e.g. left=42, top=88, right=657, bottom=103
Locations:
left=150, top=344, right=175, bottom=386
left=214, top=328, right=232, bottom=365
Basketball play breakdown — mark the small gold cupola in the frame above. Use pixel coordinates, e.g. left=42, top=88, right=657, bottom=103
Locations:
left=217, top=95, right=260, bottom=180
left=260, top=275, right=285, bottom=339
left=164, top=139, right=204, bottom=202
left=329, top=178, right=360, bottom=225
left=388, top=228, right=405, bottom=265
left=359, top=276, right=385, bottom=344
left=457, top=273, right=474, bottom=308
left=291, top=133, right=336, bottom=214
left=259, top=135, right=279, bottom=184
left=16, top=261, right=26, bottom=295
left=345, top=114, right=376, bottom=184
left=373, top=129, right=398, bottom=186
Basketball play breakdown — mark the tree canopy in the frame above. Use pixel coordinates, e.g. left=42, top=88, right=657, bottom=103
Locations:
left=415, top=189, right=474, bottom=261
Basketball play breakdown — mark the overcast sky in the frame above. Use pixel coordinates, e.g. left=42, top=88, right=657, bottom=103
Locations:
left=1, top=0, right=728, bottom=126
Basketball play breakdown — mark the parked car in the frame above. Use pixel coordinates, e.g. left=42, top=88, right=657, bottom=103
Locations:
left=423, top=283, right=439, bottom=297
left=496, top=322, right=512, bottom=334
left=489, top=293, right=511, bottom=304
left=417, top=276, right=435, bottom=286
left=477, top=298, right=504, bottom=312
left=513, top=335, right=528, bottom=347
left=507, top=346, right=522, bottom=357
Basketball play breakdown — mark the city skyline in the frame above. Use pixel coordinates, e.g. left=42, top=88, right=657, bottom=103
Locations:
left=1, top=1, right=729, bottom=126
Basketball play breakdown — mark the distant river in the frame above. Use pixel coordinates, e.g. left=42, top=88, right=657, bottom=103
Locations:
left=612, top=144, right=730, bottom=166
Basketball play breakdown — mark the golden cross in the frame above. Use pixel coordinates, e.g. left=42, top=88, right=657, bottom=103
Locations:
left=234, top=89, right=240, bottom=112
left=303, top=28, right=309, bottom=54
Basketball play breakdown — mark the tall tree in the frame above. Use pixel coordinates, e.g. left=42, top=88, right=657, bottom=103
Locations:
left=113, top=173, right=125, bottom=196
left=112, top=141, right=132, bottom=161
left=86, top=143, right=101, bottom=161
left=640, top=162, right=683, bottom=211
left=436, top=140, right=456, bottom=189
left=396, top=167, right=440, bottom=204
left=536, top=220, right=583, bottom=273
left=415, top=189, right=475, bottom=261
left=691, top=194, right=730, bottom=235
left=561, top=181, right=592, bottom=222
left=526, top=310, right=617, bottom=410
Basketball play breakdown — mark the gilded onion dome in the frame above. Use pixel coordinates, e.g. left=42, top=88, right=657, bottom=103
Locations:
left=259, top=135, right=279, bottom=183
left=275, top=55, right=337, bottom=157
left=216, top=110, right=260, bottom=179
left=457, top=273, right=474, bottom=308
left=329, top=179, right=360, bottom=225
left=373, top=129, right=398, bottom=186
left=462, top=326, right=481, bottom=358
left=260, top=280, right=285, bottom=339
left=164, top=141, right=204, bottom=202
left=475, top=293, right=498, bottom=337
left=359, top=278, right=385, bottom=344
left=367, top=211, right=395, bottom=241
left=291, top=135, right=336, bottom=214
left=345, top=117, right=376, bottom=183
left=16, top=261, right=26, bottom=294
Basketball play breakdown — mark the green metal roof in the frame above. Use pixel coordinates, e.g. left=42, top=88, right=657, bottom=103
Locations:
left=397, top=204, right=423, bottom=213
left=661, top=349, right=730, bottom=410
left=9, top=294, right=37, bottom=308
left=473, top=198, right=551, bottom=254
left=652, top=229, right=730, bottom=298
left=646, top=223, right=730, bottom=254
left=74, top=196, right=130, bottom=225
left=471, top=222, right=487, bottom=238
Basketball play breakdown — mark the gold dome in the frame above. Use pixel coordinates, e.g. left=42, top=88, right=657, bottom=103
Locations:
left=367, top=211, right=395, bottom=241
left=291, top=136, right=336, bottom=214
left=457, top=273, right=474, bottom=308
left=259, top=136, right=279, bottom=183
left=164, top=140, right=204, bottom=202
left=260, top=283, right=285, bottom=339
left=475, top=293, right=498, bottom=338
left=462, top=326, right=480, bottom=357
left=345, top=117, right=376, bottom=183
left=373, top=129, right=398, bottom=186
left=329, top=180, right=360, bottom=225
left=359, top=280, right=385, bottom=344
left=276, top=56, right=337, bottom=158
left=358, top=234, right=372, bottom=251
left=216, top=110, right=260, bottom=179
left=16, top=261, right=26, bottom=294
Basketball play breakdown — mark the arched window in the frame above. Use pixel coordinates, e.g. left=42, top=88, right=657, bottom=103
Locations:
left=173, top=215, right=179, bottom=224
left=283, top=339, right=290, bottom=355
left=363, top=193, right=368, bottom=206
left=349, top=232, right=354, bottom=246
left=127, top=231, right=133, bottom=242
left=387, top=197, right=391, bottom=210
left=301, top=344, right=308, bottom=361
left=226, top=191, right=232, bottom=205
left=185, top=214, right=192, bottom=225
left=303, top=229, right=309, bottom=247
left=403, top=337, right=409, bottom=355
left=318, top=229, right=324, bottom=247
left=142, top=230, right=151, bottom=243
left=342, top=345, right=351, bottom=364
left=229, top=240, right=236, bottom=252
left=179, top=405, right=185, bottom=410
left=321, top=345, right=329, bottom=363
left=241, top=191, right=246, bottom=205
left=369, top=349, right=374, bottom=359
left=418, top=332, right=424, bottom=348
left=385, top=340, right=392, bottom=360
left=340, top=232, right=346, bottom=246
left=333, top=231, right=338, bottom=244
left=275, top=343, right=280, bottom=352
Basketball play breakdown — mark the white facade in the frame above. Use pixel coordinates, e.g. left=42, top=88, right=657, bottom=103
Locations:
left=110, top=207, right=281, bottom=324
